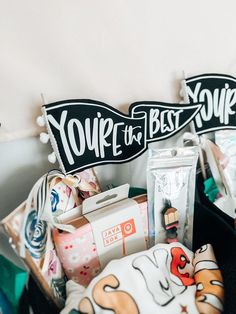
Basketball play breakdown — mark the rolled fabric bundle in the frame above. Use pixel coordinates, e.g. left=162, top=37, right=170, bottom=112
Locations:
left=193, top=244, right=224, bottom=314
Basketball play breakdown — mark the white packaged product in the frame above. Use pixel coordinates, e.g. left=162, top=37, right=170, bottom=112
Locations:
left=147, top=147, right=198, bottom=249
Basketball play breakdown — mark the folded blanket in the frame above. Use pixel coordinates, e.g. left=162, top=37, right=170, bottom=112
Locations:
left=61, top=242, right=223, bottom=314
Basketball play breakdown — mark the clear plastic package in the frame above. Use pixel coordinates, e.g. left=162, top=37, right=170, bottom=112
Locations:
left=215, top=130, right=236, bottom=197
left=147, top=146, right=198, bottom=249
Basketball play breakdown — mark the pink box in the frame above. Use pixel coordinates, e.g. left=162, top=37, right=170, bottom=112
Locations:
left=53, top=194, right=148, bottom=286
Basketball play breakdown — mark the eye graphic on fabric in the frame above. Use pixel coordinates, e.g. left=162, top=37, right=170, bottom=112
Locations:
left=170, top=247, right=194, bottom=286
left=210, top=280, right=224, bottom=287
left=196, top=282, right=204, bottom=291
left=193, top=245, right=224, bottom=314
left=51, top=188, right=60, bottom=212
left=24, top=210, right=47, bottom=259
left=196, top=244, right=208, bottom=254
left=195, top=270, right=224, bottom=313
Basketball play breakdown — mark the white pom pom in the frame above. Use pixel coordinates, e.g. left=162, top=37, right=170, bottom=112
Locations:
left=40, top=132, right=50, bottom=144
left=48, top=152, right=57, bottom=164
left=36, top=115, right=46, bottom=127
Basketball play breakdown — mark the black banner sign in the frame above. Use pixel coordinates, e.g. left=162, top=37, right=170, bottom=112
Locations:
left=43, top=99, right=201, bottom=173
left=184, top=73, right=236, bottom=134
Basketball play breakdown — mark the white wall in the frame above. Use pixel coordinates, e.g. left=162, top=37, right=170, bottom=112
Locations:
left=1, top=0, right=236, bottom=216
left=0, top=137, right=56, bottom=218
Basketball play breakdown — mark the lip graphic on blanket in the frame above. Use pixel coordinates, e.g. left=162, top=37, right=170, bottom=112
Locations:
left=170, top=247, right=195, bottom=286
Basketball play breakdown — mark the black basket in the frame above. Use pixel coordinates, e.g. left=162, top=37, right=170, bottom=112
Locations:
left=194, top=174, right=236, bottom=314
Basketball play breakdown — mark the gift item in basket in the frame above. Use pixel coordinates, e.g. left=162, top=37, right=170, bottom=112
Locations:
left=201, top=136, right=236, bottom=222
left=61, top=242, right=223, bottom=314
left=1, top=168, right=101, bottom=308
left=53, top=185, right=148, bottom=287
left=194, top=173, right=236, bottom=313
left=147, top=147, right=198, bottom=249
left=215, top=130, right=236, bottom=197
left=45, top=168, right=101, bottom=223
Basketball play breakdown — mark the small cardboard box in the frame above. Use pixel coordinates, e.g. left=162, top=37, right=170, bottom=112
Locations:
left=53, top=184, right=148, bottom=286
left=1, top=184, right=148, bottom=308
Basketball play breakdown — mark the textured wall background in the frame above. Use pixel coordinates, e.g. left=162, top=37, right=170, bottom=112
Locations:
left=1, top=0, right=236, bottom=215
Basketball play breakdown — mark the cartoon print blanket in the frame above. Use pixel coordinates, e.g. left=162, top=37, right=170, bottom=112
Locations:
left=61, top=242, right=224, bottom=314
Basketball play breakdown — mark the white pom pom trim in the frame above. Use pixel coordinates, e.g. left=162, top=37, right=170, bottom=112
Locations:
left=40, top=132, right=50, bottom=144
left=48, top=152, right=57, bottom=164
left=36, top=116, right=46, bottom=127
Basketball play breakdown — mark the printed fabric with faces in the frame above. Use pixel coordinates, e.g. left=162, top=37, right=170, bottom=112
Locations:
left=61, top=242, right=224, bottom=314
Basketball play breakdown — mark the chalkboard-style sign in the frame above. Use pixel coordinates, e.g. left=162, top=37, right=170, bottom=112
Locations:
left=41, top=74, right=236, bottom=173
left=42, top=100, right=201, bottom=173
left=183, top=73, right=236, bottom=134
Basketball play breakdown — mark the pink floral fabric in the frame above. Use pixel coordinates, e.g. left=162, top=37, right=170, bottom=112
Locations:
left=53, top=199, right=148, bottom=286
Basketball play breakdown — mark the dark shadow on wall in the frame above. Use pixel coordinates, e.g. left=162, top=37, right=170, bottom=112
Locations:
left=0, top=136, right=58, bottom=220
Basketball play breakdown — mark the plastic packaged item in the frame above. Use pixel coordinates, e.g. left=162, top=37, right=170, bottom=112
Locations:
left=147, top=147, right=198, bottom=249
left=201, top=136, right=236, bottom=220
left=215, top=130, right=236, bottom=197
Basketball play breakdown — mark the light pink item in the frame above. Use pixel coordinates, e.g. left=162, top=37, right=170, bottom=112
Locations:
left=53, top=195, right=148, bottom=286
